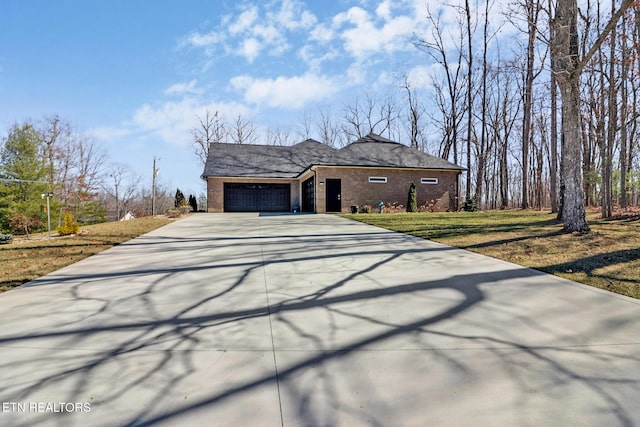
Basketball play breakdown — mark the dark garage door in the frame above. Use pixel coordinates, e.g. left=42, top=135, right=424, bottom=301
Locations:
left=224, top=183, right=290, bottom=212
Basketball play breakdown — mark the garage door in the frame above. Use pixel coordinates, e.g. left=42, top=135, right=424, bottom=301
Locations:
left=224, top=183, right=290, bottom=212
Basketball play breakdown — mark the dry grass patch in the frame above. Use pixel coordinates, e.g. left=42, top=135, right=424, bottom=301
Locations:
left=343, top=210, right=639, bottom=299
left=0, top=217, right=174, bottom=293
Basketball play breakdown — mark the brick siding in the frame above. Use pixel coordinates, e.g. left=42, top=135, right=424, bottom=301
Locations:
left=206, top=167, right=459, bottom=213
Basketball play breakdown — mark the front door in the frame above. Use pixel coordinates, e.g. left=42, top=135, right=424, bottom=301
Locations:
left=326, top=179, right=341, bottom=212
left=302, top=177, right=315, bottom=212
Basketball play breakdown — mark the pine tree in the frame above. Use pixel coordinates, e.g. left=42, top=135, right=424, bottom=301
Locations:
left=174, top=188, right=186, bottom=207
left=0, top=123, right=49, bottom=229
left=188, top=194, right=197, bottom=212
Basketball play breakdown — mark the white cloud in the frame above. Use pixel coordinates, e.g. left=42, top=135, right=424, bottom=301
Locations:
left=164, top=80, right=202, bottom=96
left=90, top=98, right=250, bottom=149
left=239, top=38, right=262, bottom=63
left=90, top=125, right=132, bottom=142
left=376, top=0, right=393, bottom=20
left=298, top=44, right=339, bottom=70
left=406, top=65, right=440, bottom=89
left=229, top=6, right=260, bottom=34
left=181, top=0, right=318, bottom=64
left=272, top=0, right=317, bottom=30
left=183, top=31, right=224, bottom=48
left=230, top=73, right=340, bottom=109
left=309, top=22, right=335, bottom=43
left=330, top=5, right=417, bottom=60
left=133, top=98, right=249, bottom=147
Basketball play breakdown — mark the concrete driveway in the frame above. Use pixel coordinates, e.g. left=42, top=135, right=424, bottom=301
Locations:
left=0, top=213, right=639, bottom=427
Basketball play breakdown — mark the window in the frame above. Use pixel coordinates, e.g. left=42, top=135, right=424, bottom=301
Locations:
left=421, top=178, right=438, bottom=185
left=368, top=176, right=387, bottom=183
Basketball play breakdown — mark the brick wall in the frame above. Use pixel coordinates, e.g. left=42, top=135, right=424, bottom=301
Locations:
left=206, top=168, right=460, bottom=213
left=314, top=167, right=459, bottom=213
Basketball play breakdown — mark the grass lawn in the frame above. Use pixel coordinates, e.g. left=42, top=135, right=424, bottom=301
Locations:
left=0, top=217, right=174, bottom=293
left=343, top=210, right=640, bottom=299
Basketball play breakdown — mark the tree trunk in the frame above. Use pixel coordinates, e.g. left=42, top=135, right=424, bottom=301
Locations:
left=552, top=0, right=590, bottom=232
left=549, top=0, right=559, bottom=213
left=603, top=3, right=617, bottom=219
left=619, top=15, right=628, bottom=209
left=465, top=0, right=473, bottom=202
left=558, top=81, right=590, bottom=232
left=550, top=72, right=559, bottom=213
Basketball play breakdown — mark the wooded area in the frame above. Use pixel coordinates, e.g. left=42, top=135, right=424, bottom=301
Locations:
left=195, top=0, right=639, bottom=233
left=3, top=0, right=639, bottom=235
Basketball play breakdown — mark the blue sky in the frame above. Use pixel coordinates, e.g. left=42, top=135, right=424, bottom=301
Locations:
left=0, top=0, right=504, bottom=196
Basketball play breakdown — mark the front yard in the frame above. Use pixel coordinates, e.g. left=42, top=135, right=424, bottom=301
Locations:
left=343, top=210, right=640, bottom=299
left=0, top=217, right=174, bottom=293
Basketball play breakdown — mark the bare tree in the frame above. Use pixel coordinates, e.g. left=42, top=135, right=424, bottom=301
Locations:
left=266, top=125, right=293, bottom=146
left=103, top=163, right=141, bottom=221
left=39, top=116, right=106, bottom=222
left=230, top=114, right=258, bottom=145
left=296, top=109, right=313, bottom=141
left=551, top=0, right=633, bottom=231
left=192, top=109, right=226, bottom=167
left=315, top=105, right=341, bottom=147
left=342, top=95, right=390, bottom=140
left=464, top=0, right=475, bottom=202
left=414, top=5, right=466, bottom=164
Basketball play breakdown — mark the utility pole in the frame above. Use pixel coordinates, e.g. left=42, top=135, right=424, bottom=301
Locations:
left=41, top=193, right=53, bottom=239
left=152, top=157, right=159, bottom=216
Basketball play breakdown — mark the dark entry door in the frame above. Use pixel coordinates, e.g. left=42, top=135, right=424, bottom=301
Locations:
left=325, top=179, right=341, bottom=212
left=302, top=177, right=315, bottom=212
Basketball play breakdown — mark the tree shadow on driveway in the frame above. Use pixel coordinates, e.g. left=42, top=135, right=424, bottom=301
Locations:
left=0, top=214, right=639, bottom=427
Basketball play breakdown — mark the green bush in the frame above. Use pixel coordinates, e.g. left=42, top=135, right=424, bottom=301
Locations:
left=0, top=233, right=13, bottom=244
left=407, top=182, right=417, bottom=213
left=463, top=196, right=480, bottom=212
left=57, top=212, right=80, bottom=236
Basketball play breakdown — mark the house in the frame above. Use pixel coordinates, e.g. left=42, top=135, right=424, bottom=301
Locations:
left=201, top=133, right=464, bottom=213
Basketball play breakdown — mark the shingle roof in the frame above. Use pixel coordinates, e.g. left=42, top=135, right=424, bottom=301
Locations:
left=201, top=134, right=464, bottom=179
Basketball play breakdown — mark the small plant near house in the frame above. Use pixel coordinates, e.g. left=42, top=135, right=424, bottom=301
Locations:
left=57, top=212, right=80, bottom=236
left=463, top=196, right=479, bottom=212
left=407, top=182, right=417, bottom=213
left=0, top=233, right=13, bottom=244
left=360, top=204, right=372, bottom=213
left=418, top=200, right=437, bottom=212
left=384, top=202, right=405, bottom=213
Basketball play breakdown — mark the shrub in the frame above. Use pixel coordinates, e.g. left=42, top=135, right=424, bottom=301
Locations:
left=175, top=188, right=186, bottom=208
left=8, top=214, right=43, bottom=235
left=361, top=204, right=372, bottom=214
left=463, top=196, right=480, bottom=212
left=0, top=233, right=13, bottom=244
left=57, top=212, right=80, bottom=236
left=407, top=182, right=417, bottom=213
left=167, top=208, right=181, bottom=218
left=384, top=202, right=405, bottom=213
left=188, top=194, right=197, bottom=212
